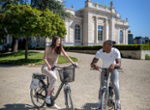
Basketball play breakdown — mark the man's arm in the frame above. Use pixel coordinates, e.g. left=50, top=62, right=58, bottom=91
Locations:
left=108, top=58, right=121, bottom=72
left=90, top=57, right=99, bottom=70
left=115, top=58, right=121, bottom=68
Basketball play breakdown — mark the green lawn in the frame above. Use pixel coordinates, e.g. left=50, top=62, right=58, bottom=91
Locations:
left=0, top=51, right=78, bottom=65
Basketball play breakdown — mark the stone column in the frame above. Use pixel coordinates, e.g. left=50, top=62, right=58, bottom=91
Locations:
left=109, top=18, right=115, bottom=41
left=83, top=10, right=89, bottom=46
left=117, top=28, right=120, bottom=44
left=123, top=29, right=126, bottom=44
left=105, top=19, right=109, bottom=40
left=125, top=29, right=128, bottom=44
left=94, top=16, right=98, bottom=44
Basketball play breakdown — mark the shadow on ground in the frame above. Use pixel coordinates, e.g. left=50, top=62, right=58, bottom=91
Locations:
left=82, top=103, right=99, bottom=110
left=0, top=104, right=46, bottom=110
left=0, top=104, right=83, bottom=110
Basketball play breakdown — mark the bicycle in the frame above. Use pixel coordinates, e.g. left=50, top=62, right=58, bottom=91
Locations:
left=91, top=67, right=122, bottom=110
left=30, top=64, right=77, bottom=109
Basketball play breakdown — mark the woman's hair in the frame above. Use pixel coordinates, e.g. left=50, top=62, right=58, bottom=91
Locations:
left=50, top=36, right=62, bottom=54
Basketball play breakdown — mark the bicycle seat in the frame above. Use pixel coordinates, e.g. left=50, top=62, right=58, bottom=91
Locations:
left=32, top=72, right=46, bottom=80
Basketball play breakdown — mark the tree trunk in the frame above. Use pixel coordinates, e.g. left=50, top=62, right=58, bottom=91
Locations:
left=11, top=37, right=18, bottom=53
left=25, top=37, right=29, bottom=61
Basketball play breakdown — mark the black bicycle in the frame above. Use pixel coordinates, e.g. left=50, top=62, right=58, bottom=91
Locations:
left=30, top=64, right=77, bottom=109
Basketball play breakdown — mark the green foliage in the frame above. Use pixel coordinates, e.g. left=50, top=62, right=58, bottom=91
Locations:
left=0, top=0, right=19, bottom=10
left=64, top=46, right=102, bottom=50
left=31, top=0, right=70, bottom=19
left=64, top=44, right=150, bottom=51
left=0, top=51, right=78, bottom=65
left=0, top=4, right=66, bottom=38
left=0, top=13, right=7, bottom=38
left=145, top=55, right=150, bottom=60
left=39, top=9, right=66, bottom=38
left=28, top=44, right=150, bottom=51
left=114, top=44, right=150, bottom=50
left=0, top=4, right=66, bottom=59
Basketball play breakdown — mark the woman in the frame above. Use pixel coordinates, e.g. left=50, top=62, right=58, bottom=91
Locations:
left=41, top=36, right=77, bottom=105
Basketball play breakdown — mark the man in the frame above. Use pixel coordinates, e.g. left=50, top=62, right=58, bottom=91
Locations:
left=91, top=40, right=121, bottom=110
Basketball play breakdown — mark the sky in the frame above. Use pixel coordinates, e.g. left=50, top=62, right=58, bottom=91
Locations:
left=64, top=0, right=150, bottom=37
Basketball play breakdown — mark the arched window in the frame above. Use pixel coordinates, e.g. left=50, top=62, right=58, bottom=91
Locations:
left=75, top=25, right=80, bottom=41
left=120, top=30, right=123, bottom=43
left=98, top=25, right=103, bottom=41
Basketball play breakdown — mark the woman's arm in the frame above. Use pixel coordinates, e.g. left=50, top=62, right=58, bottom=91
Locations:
left=43, top=46, right=51, bottom=70
left=61, top=47, right=75, bottom=64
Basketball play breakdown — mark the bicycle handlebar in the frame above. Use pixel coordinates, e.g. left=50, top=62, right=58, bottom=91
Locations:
left=52, top=64, right=78, bottom=71
left=90, top=67, right=123, bottom=72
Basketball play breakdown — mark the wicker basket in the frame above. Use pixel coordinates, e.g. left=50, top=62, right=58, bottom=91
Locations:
left=58, top=65, right=75, bottom=83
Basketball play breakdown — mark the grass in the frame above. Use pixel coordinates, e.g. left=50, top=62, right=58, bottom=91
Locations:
left=145, top=55, right=150, bottom=60
left=0, top=51, right=78, bottom=65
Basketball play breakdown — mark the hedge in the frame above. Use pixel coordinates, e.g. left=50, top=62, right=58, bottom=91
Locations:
left=30, top=44, right=150, bottom=51
left=64, top=44, right=150, bottom=51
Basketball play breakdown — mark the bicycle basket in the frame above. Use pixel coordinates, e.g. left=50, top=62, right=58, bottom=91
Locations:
left=58, top=65, right=75, bottom=82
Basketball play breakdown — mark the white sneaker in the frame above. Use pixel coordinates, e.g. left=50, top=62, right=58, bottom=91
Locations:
left=45, top=96, right=51, bottom=104
left=51, top=104, right=61, bottom=109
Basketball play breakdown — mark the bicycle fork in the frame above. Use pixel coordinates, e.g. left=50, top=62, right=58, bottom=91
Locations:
left=64, top=84, right=70, bottom=108
left=64, top=83, right=74, bottom=110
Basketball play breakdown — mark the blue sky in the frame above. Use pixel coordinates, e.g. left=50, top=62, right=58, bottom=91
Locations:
left=64, top=0, right=150, bottom=37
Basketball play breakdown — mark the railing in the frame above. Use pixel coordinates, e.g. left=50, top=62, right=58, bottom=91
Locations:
left=89, top=2, right=112, bottom=13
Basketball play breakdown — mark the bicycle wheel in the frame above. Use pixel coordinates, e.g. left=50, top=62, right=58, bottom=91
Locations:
left=65, top=89, right=74, bottom=110
left=30, top=86, right=47, bottom=108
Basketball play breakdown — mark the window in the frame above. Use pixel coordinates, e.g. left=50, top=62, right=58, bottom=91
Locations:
left=75, top=25, right=80, bottom=41
left=98, top=25, right=103, bottom=41
left=120, top=30, right=123, bottom=43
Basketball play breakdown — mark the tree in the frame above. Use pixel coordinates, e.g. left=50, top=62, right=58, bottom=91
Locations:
left=31, top=0, right=70, bottom=19
left=0, top=4, right=66, bottom=60
left=0, top=0, right=19, bottom=10
left=0, top=0, right=20, bottom=52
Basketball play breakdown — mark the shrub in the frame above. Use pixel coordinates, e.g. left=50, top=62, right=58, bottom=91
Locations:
left=64, top=44, right=150, bottom=51
left=28, top=44, right=150, bottom=51
left=145, top=55, right=150, bottom=60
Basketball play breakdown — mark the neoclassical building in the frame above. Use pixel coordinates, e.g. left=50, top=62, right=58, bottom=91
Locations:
left=63, top=0, right=129, bottom=46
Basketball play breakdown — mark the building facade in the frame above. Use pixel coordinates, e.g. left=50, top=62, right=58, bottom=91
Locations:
left=128, top=30, right=134, bottom=44
left=134, top=36, right=150, bottom=44
left=63, top=0, right=129, bottom=46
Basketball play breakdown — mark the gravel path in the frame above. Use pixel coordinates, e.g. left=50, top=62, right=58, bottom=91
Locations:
left=0, top=52, right=150, bottom=110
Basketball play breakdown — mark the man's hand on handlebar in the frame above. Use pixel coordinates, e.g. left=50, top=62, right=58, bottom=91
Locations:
left=91, top=64, right=100, bottom=71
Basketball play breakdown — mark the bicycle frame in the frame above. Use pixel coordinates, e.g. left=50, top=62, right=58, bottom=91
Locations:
left=46, top=65, right=75, bottom=107
left=46, top=80, right=69, bottom=107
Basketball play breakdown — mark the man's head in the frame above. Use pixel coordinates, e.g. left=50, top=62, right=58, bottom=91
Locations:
left=103, top=40, right=113, bottom=53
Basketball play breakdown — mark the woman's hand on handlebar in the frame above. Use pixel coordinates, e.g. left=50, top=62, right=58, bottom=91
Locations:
left=72, top=62, right=79, bottom=68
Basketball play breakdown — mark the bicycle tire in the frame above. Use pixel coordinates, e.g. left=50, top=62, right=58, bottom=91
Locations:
left=30, top=86, right=47, bottom=108
left=101, top=90, right=107, bottom=110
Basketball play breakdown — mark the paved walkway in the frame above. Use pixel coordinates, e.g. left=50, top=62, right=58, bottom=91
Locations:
left=0, top=52, right=150, bottom=110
